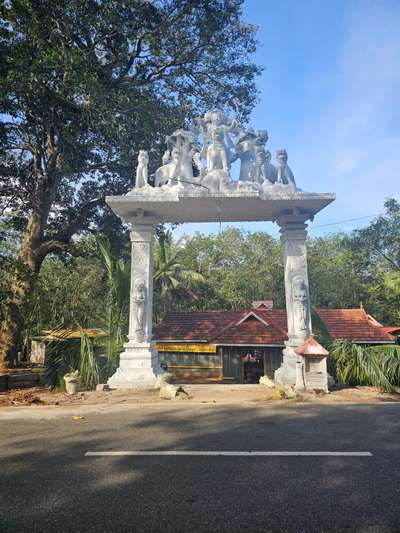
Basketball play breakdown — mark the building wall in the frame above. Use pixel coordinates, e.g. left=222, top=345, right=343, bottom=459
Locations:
left=158, top=345, right=284, bottom=383
left=158, top=350, right=223, bottom=382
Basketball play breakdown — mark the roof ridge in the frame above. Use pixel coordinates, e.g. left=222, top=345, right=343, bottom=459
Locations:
left=207, top=309, right=251, bottom=343
left=253, top=308, right=288, bottom=338
left=209, top=308, right=287, bottom=343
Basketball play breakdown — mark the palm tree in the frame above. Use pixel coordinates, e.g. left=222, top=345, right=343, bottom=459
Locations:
left=153, top=230, right=205, bottom=322
left=96, top=236, right=130, bottom=372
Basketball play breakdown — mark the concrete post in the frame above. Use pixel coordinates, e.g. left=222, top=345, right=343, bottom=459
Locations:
left=107, top=217, right=163, bottom=389
left=274, top=214, right=313, bottom=386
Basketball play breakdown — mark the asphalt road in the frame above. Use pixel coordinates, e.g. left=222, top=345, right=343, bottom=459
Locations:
left=1, top=402, right=400, bottom=533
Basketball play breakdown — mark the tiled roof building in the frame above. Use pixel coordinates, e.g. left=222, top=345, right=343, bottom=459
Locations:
left=154, top=306, right=395, bottom=345
left=153, top=303, right=397, bottom=383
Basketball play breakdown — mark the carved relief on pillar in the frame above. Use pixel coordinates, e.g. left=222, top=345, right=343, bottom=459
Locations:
left=127, top=219, right=156, bottom=345
left=278, top=216, right=312, bottom=345
left=292, top=275, right=309, bottom=333
left=131, top=277, right=147, bottom=343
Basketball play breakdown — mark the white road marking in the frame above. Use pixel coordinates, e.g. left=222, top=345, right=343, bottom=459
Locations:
left=85, top=451, right=372, bottom=457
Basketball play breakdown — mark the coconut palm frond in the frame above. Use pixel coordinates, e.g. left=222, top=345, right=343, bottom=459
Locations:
left=329, top=339, right=396, bottom=392
left=97, top=236, right=114, bottom=283
left=78, top=328, right=102, bottom=389
left=95, top=236, right=129, bottom=374
left=368, top=344, right=400, bottom=384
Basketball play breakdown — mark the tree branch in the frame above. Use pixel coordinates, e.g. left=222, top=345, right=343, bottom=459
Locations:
left=41, top=196, right=105, bottom=249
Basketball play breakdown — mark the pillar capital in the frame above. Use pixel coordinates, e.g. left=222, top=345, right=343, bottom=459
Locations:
left=129, top=223, right=156, bottom=243
left=276, top=214, right=309, bottom=241
left=127, top=213, right=158, bottom=241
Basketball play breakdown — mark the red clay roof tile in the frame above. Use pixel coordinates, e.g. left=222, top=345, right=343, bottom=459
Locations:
left=153, top=308, right=395, bottom=344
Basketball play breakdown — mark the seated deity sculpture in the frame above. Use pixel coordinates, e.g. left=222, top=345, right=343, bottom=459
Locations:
left=276, top=149, right=295, bottom=186
left=154, top=147, right=180, bottom=186
left=135, top=150, right=149, bottom=188
left=155, top=129, right=195, bottom=186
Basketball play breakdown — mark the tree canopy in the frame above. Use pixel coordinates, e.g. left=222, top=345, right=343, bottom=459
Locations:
left=0, top=0, right=261, bottom=365
left=0, top=0, right=260, bottom=257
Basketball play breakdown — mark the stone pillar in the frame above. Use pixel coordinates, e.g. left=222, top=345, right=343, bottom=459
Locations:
left=107, top=218, right=163, bottom=389
left=274, top=214, right=315, bottom=386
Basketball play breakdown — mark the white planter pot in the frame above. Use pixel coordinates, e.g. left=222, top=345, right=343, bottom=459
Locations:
left=64, top=376, right=80, bottom=395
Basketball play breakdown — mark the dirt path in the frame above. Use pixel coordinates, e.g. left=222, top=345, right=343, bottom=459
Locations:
left=0, top=384, right=400, bottom=411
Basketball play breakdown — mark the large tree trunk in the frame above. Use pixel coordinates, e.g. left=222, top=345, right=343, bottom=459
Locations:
left=0, top=275, right=34, bottom=369
left=0, top=154, right=57, bottom=370
left=0, top=214, right=46, bottom=369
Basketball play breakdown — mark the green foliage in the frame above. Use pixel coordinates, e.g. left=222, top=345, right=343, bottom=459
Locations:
left=33, top=255, right=105, bottom=329
left=344, top=199, right=400, bottom=324
left=43, top=236, right=130, bottom=389
left=180, top=228, right=285, bottom=310
left=311, top=309, right=333, bottom=347
left=96, top=235, right=130, bottom=372
left=351, top=198, right=400, bottom=272
left=0, top=0, right=260, bottom=240
left=329, top=340, right=400, bottom=393
left=307, top=234, right=366, bottom=309
left=153, top=229, right=205, bottom=321
left=78, top=329, right=102, bottom=390
left=43, top=329, right=103, bottom=390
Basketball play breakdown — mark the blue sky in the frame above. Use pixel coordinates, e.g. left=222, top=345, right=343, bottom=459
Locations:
left=177, top=0, right=400, bottom=239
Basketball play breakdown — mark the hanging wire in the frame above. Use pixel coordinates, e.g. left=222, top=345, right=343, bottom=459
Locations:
left=309, top=214, right=381, bottom=231
left=217, top=199, right=222, bottom=232
left=163, top=177, right=210, bottom=191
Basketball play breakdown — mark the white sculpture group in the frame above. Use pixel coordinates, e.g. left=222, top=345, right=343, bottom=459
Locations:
left=130, top=106, right=297, bottom=195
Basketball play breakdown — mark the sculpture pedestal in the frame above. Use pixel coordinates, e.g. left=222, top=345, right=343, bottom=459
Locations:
left=274, top=344, right=298, bottom=386
left=107, top=342, right=164, bottom=389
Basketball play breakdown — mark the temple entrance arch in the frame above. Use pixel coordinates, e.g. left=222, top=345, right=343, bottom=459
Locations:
left=105, top=107, right=335, bottom=391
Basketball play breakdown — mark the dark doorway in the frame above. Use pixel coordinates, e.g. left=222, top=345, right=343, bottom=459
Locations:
left=222, top=346, right=283, bottom=383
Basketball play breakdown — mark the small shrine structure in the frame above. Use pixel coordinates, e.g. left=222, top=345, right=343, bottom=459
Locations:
left=106, top=107, right=335, bottom=391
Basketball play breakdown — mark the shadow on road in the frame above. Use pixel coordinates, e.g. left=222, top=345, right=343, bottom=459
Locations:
left=1, top=403, right=400, bottom=532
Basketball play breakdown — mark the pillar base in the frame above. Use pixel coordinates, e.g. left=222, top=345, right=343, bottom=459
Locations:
left=274, top=345, right=298, bottom=387
left=107, top=342, right=164, bottom=390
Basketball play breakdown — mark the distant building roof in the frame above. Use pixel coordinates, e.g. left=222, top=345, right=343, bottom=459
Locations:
left=32, top=328, right=107, bottom=341
left=153, top=307, right=396, bottom=345
left=382, top=326, right=400, bottom=334
left=251, top=300, right=274, bottom=310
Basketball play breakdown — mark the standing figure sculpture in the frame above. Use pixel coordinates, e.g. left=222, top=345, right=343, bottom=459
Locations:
left=135, top=150, right=149, bottom=188
left=276, top=149, right=296, bottom=186
left=292, top=275, right=309, bottom=332
left=201, top=109, right=236, bottom=172
left=132, top=278, right=146, bottom=342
